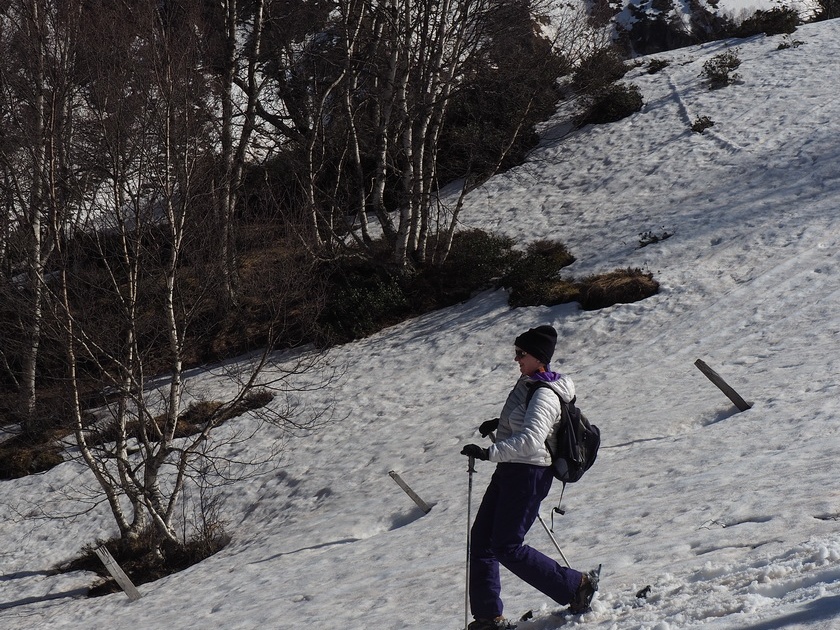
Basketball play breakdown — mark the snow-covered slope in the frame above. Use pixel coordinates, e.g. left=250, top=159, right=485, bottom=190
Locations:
left=4, top=19, right=840, bottom=630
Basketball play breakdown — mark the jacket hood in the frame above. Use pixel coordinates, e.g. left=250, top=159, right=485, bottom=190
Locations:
left=527, top=370, right=576, bottom=403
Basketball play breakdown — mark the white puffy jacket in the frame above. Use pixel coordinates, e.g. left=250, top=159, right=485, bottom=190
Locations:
left=487, top=373, right=576, bottom=466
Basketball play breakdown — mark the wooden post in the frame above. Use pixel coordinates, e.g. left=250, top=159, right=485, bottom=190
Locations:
left=94, top=546, right=142, bottom=601
left=388, top=470, right=432, bottom=513
left=694, top=359, right=752, bottom=412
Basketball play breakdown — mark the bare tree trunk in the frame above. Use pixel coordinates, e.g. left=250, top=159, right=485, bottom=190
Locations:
left=364, top=0, right=485, bottom=267
left=340, top=2, right=373, bottom=247
left=368, top=1, right=400, bottom=245
left=20, top=0, right=48, bottom=427
left=217, top=0, right=266, bottom=306
left=0, top=0, right=81, bottom=431
left=217, top=0, right=238, bottom=305
left=395, top=122, right=414, bottom=267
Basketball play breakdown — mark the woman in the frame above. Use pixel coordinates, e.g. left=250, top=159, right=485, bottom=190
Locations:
left=460, top=325, right=597, bottom=630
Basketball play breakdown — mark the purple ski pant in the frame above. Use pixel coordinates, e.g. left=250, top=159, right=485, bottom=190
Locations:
left=469, top=463, right=583, bottom=620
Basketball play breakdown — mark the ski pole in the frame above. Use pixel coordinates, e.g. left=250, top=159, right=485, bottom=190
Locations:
left=465, top=455, right=475, bottom=630
left=537, top=513, right=571, bottom=568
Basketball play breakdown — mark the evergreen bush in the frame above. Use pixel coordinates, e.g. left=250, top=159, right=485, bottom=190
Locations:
left=320, top=267, right=410, bottom=344
left=425, top=230, right=518, bottom=303
left=702, top=50, right=741, bottom=89
left=318, top=230, right=518, bottom=344
left=735, top=6, right=799, bottom=37
left=578, top=83, right=643, bottom=126
left=813, top=0, right=840, bottom=20
left=647, top=58, right=671, bottom=74
left=503, top=239, right=577, bottom=307
left=691, top=115, right=715, bottom=133
left=437, top=4, right=566, bottom=182
left=573, top=47, right=629, bottom=94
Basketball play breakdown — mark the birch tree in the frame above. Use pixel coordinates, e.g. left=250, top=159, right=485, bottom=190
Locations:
left=200, top=0, right=269, bottom=306
left=264, top=0, right=488, bottom=263
left=47, top=1, right=331, bottom=554
left=273, top=0, right=572, bottom=267
left=0, top=0, right=83, bottom=432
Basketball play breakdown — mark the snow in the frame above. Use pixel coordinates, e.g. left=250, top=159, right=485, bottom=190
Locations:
left=4, top=18, right=840, bottom=630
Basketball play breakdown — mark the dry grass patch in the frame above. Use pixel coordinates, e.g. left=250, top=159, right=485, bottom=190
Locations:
left=0, top=390, right=274, bottom=480
left=579, top=268, right=660, bottom=310
left=507, top=266, right=659, bottom=311
left=90, top=390, right=274, bottom=446
left=509, top=278, right=581, bottom=308
left=0, top=439, right=64, bottom=479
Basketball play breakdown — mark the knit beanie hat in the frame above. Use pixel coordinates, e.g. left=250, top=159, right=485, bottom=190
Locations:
left=514, top=325, right=558, bottom=365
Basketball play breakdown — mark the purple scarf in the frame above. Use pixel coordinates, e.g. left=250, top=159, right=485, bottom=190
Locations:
left=530, top=368, right=563, bottom=383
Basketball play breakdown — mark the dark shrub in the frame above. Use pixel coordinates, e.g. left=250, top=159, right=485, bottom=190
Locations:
left=425, top=230, right=518, bottom=303
left=317, top=230, right=519, bottom=345
left=813, top=0, right=840, bottom=20
left=503, top=239, right=577, bottom=307
left=513, top=239, right=575, bottom=276
left=688, top=0, right=737, bottom=43
left=509, top=277, right=582, bottom=308
left=647, top=58, right=671, bottom=74
left=438, top=3, right=566, bottom=182
left=319, top=263, right=410, bottom=345
left=573, top=46, right=629, bottom=94
left=691, top=115, right=715, bottom=133
left=701, top=50, right=741, bottom=89
left=578, top=83, right=643, bottom=126
left=502, top=242, right=660, bottom=311
left=735, top=6, right=799, bottom=37
left=623, top=2, right=696, bottom=55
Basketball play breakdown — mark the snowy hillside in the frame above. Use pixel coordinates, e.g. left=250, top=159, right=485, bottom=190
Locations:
left=4, top=18, right=840, bottom=630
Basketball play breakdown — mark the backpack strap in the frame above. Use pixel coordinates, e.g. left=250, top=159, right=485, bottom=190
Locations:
left=525, top=380, right=575, bottom=409
left=525, top=380, right=574, bottom=459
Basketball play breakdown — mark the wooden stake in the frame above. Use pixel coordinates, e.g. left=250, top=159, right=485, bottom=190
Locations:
left=94, top=546, right=142, bottom=601
left=388, top=470, right=432, bottom=513
left=694, top=359, right=752, bottom=412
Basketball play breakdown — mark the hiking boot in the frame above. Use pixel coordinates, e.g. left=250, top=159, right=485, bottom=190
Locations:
left=467, top=616, right=514, bottom=630
left=569, top=566, right=600, bottom=614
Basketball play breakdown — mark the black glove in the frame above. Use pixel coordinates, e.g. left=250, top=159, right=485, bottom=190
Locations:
left=479, top=418, right=499, bottom=438
left=460, top=444, right=489, bottom=460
